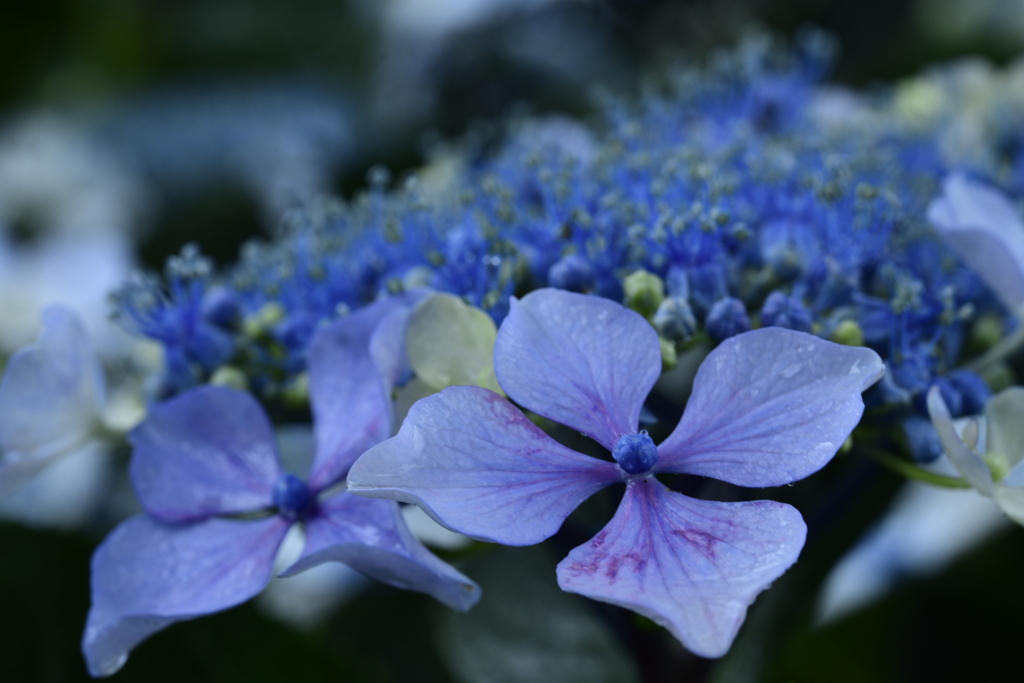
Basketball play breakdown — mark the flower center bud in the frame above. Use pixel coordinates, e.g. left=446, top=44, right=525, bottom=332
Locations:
left=612, top=431, right=659, bottom=475
left=272, top=473, right=314, bottom=520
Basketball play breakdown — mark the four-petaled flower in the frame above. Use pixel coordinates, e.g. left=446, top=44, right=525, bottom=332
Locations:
left=348, top=288, right=883, bottom=656
left=83, top=291, right=480, bottom=677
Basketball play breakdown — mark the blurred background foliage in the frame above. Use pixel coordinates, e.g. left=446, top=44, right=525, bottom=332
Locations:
left=3, top=0, right=1024, bottom=681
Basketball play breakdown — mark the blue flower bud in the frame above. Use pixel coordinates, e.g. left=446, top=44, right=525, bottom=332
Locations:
left=653, top=297, right=698, bottom=344
left=705, top=297, right=751, bottom=343
left=948, top=370, right=991, bottom=416
left=913, top=377, right=963, bottom=418
left=548, top=254, right=596, bottom=293
left=613, top=431, right=659, bottom=475
left=902, top=416, right=944, bottom=463
left=687, top=263, right=729, bottom=317
left=890, top=355, right=932, bottom=394
left=201, top=287, right=242, bottom=329
left=760, top=291, right=812, bottom=333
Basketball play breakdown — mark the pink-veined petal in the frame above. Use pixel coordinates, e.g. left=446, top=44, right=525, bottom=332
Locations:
left=347, top=385, right=621, bottom=545
left=556, top=479, right=805, bottom=658
left=492, top=289, right=661, bottom=450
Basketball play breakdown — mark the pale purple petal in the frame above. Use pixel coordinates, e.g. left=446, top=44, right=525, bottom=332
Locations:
left=927, top=386, right=994, bottom=495
left=492, top=288, right=661, bottom=451
left=0, top=307, right=104, bottom=493
left=656, top=328, right=883, bottom=486
left=347, top=385, right=620, bottom=545
left=82, top=514, right=290, bottom=677
left=307, top=290, right=427, bottom=491
left=129, top=386, right=282, bottom=521
left=280, top=490, right=480, bottom=611
left=556, top=479, right=805, bottom=658
left=928, top=173, right=1024, bottom=314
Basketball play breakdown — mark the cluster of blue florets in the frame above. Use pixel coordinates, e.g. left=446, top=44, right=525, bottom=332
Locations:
left=113, top=33, right=1021, bottom=461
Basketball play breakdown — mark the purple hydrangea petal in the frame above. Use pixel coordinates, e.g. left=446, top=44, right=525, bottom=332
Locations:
left=307, top=290, right=427, bottom=491
left=82, top=513, right=290, bottom=677
left=129, top=386, right=282, bottom=521
left=928, top=173, right=1024, bottom=315
left=926, top=386, right=995, bottom=495
left=656, top=328, right=883, bottom=486
left=347, top=385, right=621, bottom=545
left=492, top=289, right=661, bottom=451
left=0, top=307, right=104, bottom=493
left=280, top=490, right=480, bottom=611
left=556, top=479, right=805, bottom=658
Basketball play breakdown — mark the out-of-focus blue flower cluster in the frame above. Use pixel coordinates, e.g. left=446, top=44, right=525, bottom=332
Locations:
left=113, top=33, right=1021, bottom=458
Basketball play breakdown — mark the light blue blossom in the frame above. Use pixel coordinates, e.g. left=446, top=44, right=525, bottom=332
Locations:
left=82, top=292, right=479, bottom=677
left=349, top=288, right=883, bottom=656
left=0, top=307, right=107, bottom=499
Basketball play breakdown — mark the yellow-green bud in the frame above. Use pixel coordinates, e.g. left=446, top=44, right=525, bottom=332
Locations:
left=660, top=337, right=677, bottom=371
left=971, top=314, right=1004, bottom=351
left=209, top=366, right=248, bottom=391
left=243, top=302, right=285, bottom=338
left=830, top=320, right=864, bottom=347
left=281, top=372, right=310, bottom=409
left=624, top=269, right=665, bottom=319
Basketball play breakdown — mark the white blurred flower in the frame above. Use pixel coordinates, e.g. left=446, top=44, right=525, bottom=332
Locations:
left=0, top=308, right=137, bottom=528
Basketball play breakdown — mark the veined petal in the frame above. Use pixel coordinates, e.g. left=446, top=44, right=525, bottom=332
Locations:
left=0, top=307, right=103, bottom=474
left=347, top=385, right=620, bottom=545
left=82, top=514, right=290, bottom=677
left=307, top=290, right=427, bottom=491
left=656, top=328, right=883, bottom=486
left=129, top=386, right=282, bottom=521
left=280, top=490, right=480, bottom=611
left=984, top=387, right=1024, bottom=472
left=556, top=479, right=805, bottom=658
left=928, top=173, right=1024, bottom=315
left=492, top=289, right=661, bottom=451
left=927, top=386, right=995, bottom=495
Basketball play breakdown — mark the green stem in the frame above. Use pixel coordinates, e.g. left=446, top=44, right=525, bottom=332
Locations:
left=966, top=325, right=1024, bottom=372
left=861, top=447, right=970, bottom=489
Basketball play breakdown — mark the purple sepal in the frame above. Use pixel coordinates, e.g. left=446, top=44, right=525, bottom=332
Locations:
left=348, top=385, right=621, bottom=545
left=492, top=289, right=661, bottom=451
left=280, top=490, right=480, bottom=611
left=129, top=386, right=282, bottom=522
left=307, top=290, right=427, bottom=491
left=82, top=514, right=290, bottom=677
left=556, top=479, right=805, bottom=657
left=656, top=328, right=883, bottom=486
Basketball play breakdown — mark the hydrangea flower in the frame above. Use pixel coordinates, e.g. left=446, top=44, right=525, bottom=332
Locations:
left=83, top=291, right=480, bottom=677
left=928, top=384, right=1024, bottom=524
left=348, top=288, right=883, bottom=656
left=0, top=307, right=107, bottom=498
